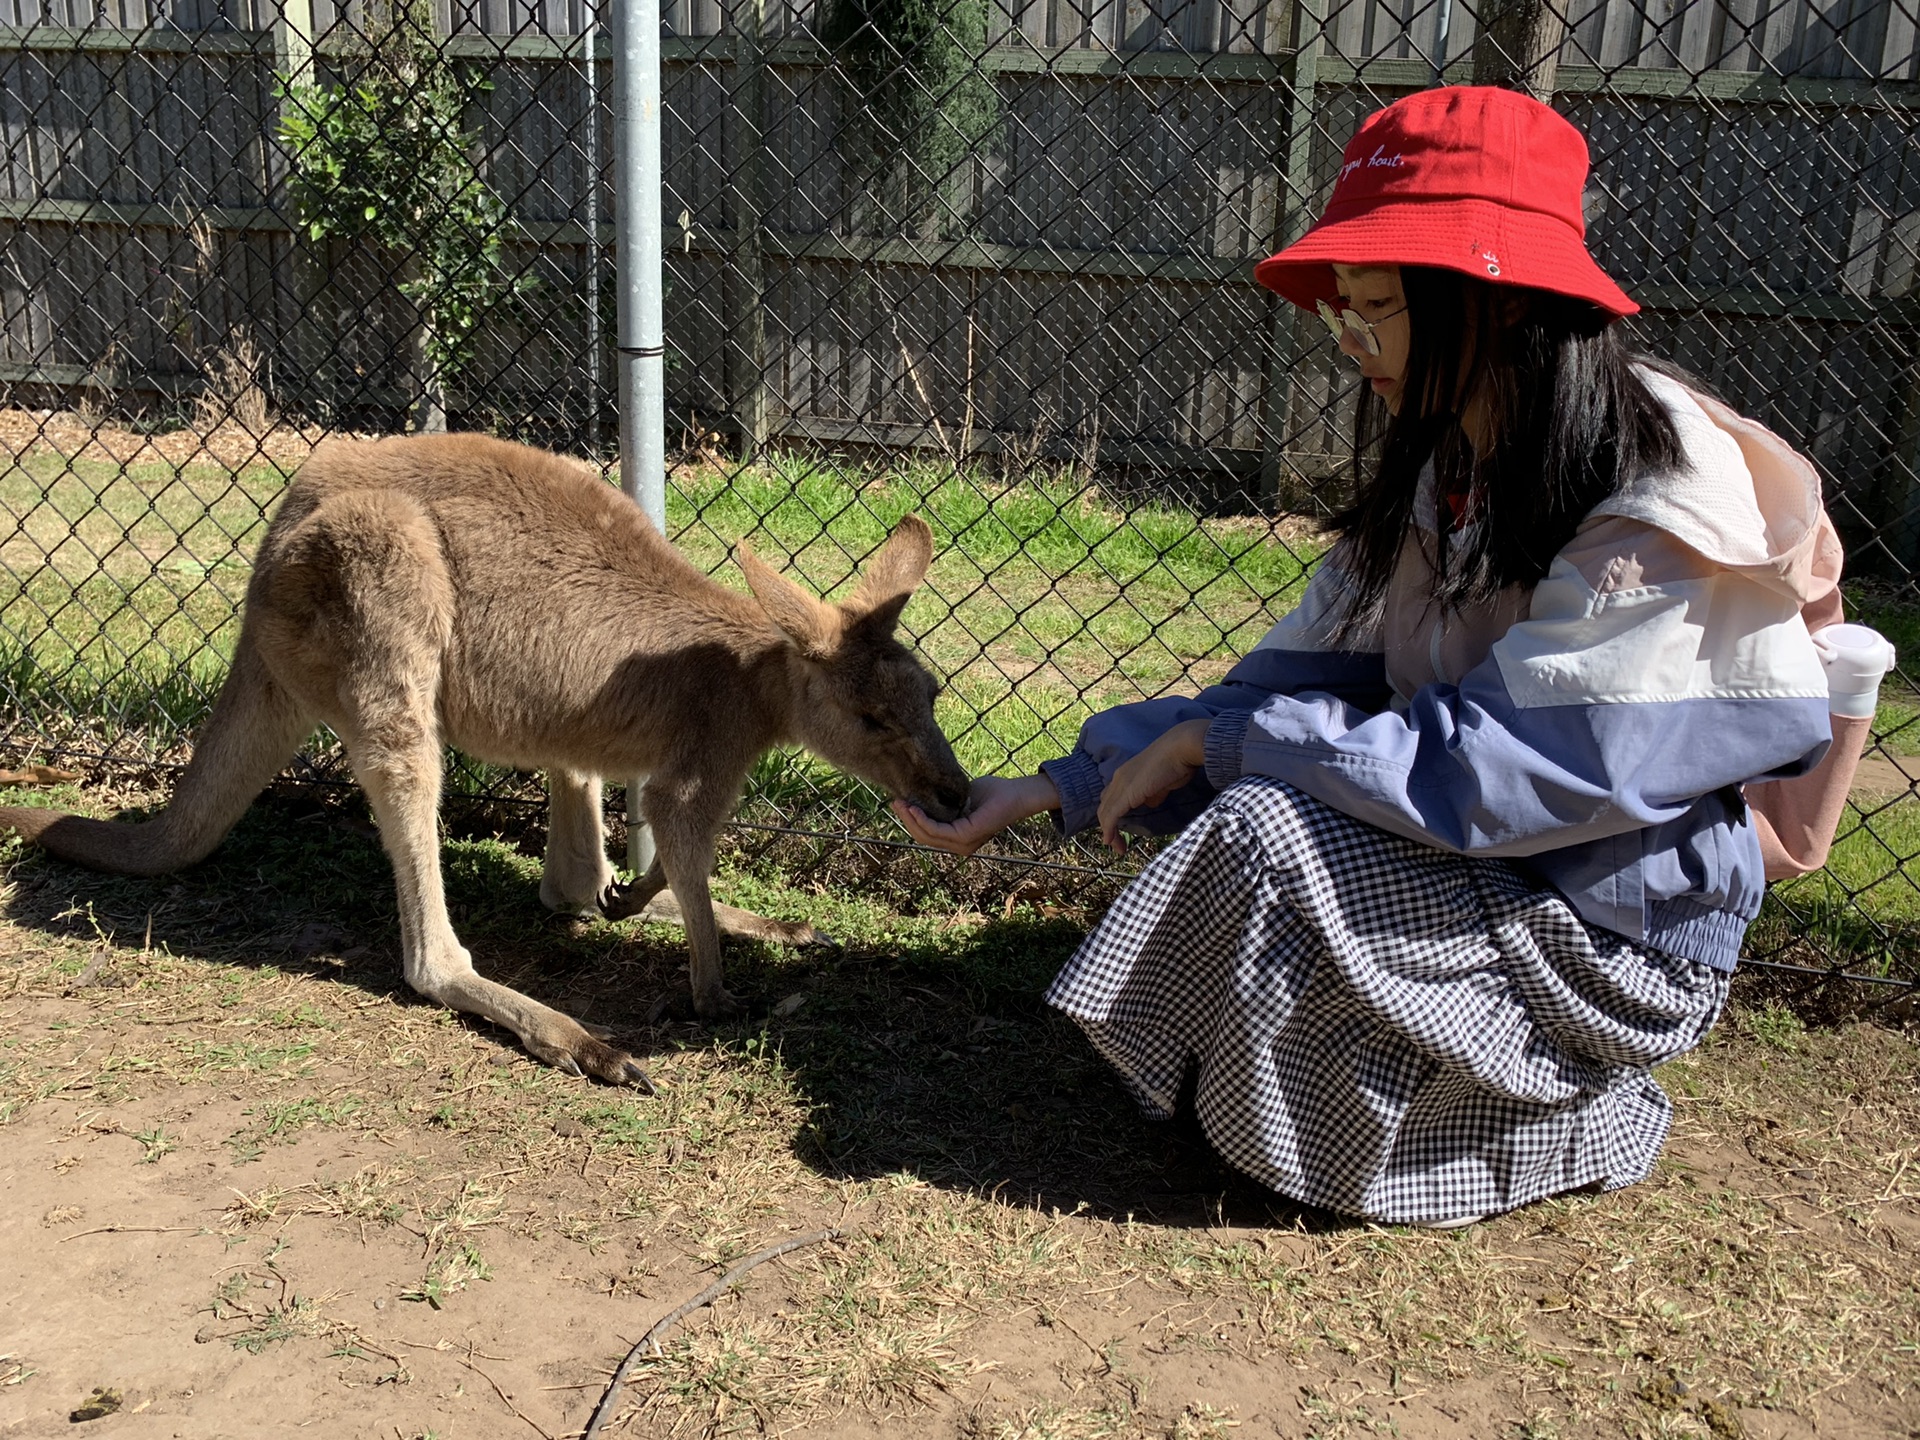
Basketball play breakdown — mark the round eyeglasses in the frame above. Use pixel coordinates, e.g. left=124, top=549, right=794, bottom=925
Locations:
left=1316, top=298, right=1407, bottom=357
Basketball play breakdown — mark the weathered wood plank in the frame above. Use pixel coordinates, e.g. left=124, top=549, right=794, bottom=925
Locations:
left=0, top=5, right=1915, bottom=549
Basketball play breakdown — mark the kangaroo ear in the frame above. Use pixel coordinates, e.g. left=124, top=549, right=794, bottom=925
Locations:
left=738, top=544, right=839, bottom=660
left=843, top=514, right=933, bottom=635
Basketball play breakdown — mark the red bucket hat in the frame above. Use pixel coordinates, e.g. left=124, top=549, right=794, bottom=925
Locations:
left=1254, top=86, right=1637, bottom=319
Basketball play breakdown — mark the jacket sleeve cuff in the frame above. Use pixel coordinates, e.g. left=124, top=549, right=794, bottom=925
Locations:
left=1203, top=711, right=1251, bottom=792
left=1038, top=751, right=1103, bottom=837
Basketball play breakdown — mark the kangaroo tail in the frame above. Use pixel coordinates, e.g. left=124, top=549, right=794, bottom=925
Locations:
left=0, top=629, right=312, bottom=877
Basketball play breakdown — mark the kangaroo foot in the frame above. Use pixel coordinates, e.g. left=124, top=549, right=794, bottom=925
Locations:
left=518, top=1013, right=655, bottom=1091
left=622, top=889, right=824, bottom=947
left=532, top=1034, right=655, bottom=1091
left=597, top=877, right=663, bottom=922
left=691, top=984, right=745, bottom=1023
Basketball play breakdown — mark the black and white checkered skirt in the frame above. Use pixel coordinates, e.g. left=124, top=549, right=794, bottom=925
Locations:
left=1045, top=778, right=1729, bottom=1225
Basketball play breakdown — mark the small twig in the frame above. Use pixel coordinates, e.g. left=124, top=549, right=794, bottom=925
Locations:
left=890, top=318, right=956, bottom=467
left=464, top=1355, right=553, bottom=1440
left=1039, top=1306, right=1110, bottom=1373
left=323, top=1324, right=409, bottom=1375
left=59, top=1225, right=200, bottom=1242
left=581, top=1228, right=840, bottom=1440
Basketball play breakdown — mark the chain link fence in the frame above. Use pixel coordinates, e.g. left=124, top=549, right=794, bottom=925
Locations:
left=1, top=0, right=1915, bottom=996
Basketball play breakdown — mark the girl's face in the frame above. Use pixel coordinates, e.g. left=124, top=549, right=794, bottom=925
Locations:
left=1330, top=263, right=1410, bottom=414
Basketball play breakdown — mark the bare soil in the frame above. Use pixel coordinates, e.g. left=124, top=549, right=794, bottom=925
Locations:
left=1, top=785, right=1917, bottom=1440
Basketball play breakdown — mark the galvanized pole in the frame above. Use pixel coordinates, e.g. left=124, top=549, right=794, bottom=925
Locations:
left=583, top=4, right=602, bottom=449
left=614, top=0, right=665, bottom=878
left=1431, top=0, right=1452, bottom=83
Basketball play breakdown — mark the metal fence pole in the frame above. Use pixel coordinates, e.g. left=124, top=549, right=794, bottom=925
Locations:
left=614, top=0, right=666, bottom=877
left=584, top=4, right=603, bottom=451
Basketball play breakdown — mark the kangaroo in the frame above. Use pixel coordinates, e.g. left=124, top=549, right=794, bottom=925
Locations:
left=0, top=434, right=972, bottom=1089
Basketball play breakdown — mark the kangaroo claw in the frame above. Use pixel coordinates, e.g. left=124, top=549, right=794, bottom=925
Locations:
left=534, top=1029, right=659, bottom=1091
left=597, top=880, right=656, bottom=922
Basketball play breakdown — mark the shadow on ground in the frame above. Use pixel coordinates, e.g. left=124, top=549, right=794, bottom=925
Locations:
left=0, top=784, right=1329, bottom=1233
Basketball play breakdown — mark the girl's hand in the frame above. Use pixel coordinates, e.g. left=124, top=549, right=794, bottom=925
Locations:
left=891, top=774, right=1060, bottom=858
left=1097, top=718, right=1211, bottom=852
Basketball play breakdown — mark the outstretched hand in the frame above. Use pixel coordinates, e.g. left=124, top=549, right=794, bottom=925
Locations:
left=892, top=774, right=1061, bottom=858
left=1096, top=718, right=1211, bottom=852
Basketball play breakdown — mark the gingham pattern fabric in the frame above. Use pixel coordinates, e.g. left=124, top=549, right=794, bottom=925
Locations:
left=1045, top=777, right=1730, bottom=1225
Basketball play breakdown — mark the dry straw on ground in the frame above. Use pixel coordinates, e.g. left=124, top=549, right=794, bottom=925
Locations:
left=0, top=775, right=1916, bottom=1437
left=0, top=406, right=332, bottom=473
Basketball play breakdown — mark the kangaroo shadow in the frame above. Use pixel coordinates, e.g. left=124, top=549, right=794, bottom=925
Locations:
left=2, top=785, right=1337, bottom=1231
left=0, top=786, right=698, bottom=1068
left=745, top=913, right=1345, bottom=1232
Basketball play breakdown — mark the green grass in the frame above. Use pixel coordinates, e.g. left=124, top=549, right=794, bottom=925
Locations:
left=671, top=457, right=1315, bottom=781
left=0, top=448, right=284, bottom=742
left=1750, top=587, right=1920, bottom=962
left=0, top=446, right=1316, bottom=791
left=5, top=440, right=1918, bottom=967
left=1756, top=793, right=1920, bottom=971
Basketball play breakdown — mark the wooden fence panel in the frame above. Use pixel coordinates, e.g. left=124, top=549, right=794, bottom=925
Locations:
left=0, top=48, right=277, bottom=210
left=1, top=1, right=1916, bottom=555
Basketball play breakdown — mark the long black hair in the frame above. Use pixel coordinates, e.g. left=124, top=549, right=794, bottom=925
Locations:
left=1329, top=265, right=1685, bottom=640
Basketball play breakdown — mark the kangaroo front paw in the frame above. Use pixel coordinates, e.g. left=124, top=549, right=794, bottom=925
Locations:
left=597, top=879, right=657, bottom=922
left=527, top=1028, right=656, bottom=1093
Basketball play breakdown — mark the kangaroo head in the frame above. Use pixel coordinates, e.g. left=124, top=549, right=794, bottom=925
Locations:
left=737, top=514, right=971, bottom=823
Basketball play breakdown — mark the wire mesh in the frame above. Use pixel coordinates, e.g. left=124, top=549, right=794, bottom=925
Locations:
left=0, top=0, right=1914, bottom=994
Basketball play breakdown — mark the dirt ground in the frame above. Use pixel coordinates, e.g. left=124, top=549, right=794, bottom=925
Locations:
left=1, top=785, right=1917, bottom=1440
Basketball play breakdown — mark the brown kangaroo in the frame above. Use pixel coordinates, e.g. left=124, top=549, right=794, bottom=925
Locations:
left=0, top=434, right=971, bottom=1089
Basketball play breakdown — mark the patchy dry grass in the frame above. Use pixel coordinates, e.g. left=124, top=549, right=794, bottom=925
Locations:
left=1, top=777, right=1917, bottom=1437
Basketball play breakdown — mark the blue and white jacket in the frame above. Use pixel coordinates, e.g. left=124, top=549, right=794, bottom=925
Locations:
left=1040, top=373, right=1842, bottom=972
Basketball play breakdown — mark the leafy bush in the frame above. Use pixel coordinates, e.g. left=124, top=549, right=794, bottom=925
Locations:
left=277, top=0, right=529, bottom=430
left=820, top=0, right=1000, bottom=234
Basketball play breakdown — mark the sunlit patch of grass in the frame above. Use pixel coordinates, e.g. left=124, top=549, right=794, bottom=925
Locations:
left=1, top=448, right=1315, bottom=785
left=243, top=1095, right=366, bottom=1143
left=401, top=1241, right=492, bottom=1310
left=0, top=448, right=286, bottom=747
left=132, top=1124, right=176, bottom=1163
left=1754, top=791, right=1920, bottom=987
left=666, top=456, right=1314, bottom=782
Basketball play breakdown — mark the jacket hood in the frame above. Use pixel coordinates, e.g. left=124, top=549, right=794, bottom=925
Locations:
left=1593, top=368, right=1840, bottom=608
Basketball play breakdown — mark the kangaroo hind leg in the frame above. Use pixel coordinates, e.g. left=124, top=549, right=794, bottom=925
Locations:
left=350, top=722, right=650, bottom=1085
left=285, top=490, right=651, bottom=1090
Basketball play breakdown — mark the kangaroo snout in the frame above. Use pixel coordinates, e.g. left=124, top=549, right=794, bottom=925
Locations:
left=917, top=777, right=972, bottom=825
